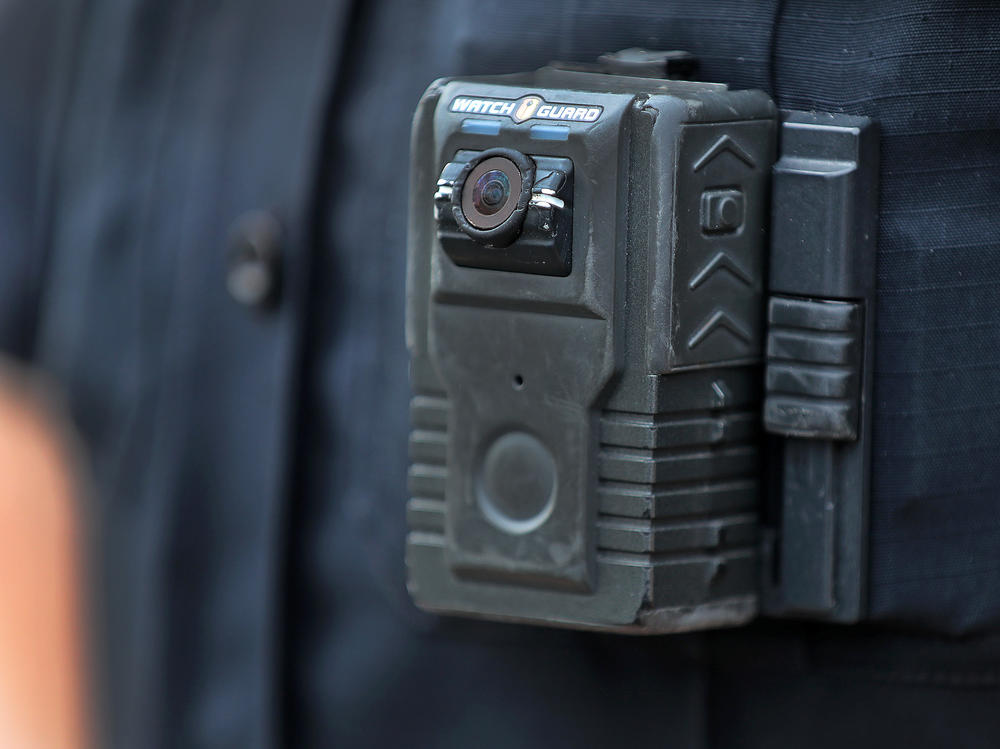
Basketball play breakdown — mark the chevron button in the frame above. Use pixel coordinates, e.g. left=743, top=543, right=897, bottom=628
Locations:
left=688, top=250, right=753, bottom=290
left=687, top=309, right=752, bottom=349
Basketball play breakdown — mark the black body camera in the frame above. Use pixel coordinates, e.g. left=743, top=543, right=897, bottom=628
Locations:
left=406, top=53, right=877, bottom=632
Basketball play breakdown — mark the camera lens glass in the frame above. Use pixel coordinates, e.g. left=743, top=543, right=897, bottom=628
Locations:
left=460, top=155, right=524, bottom=231
left=472, top=170, right=511, bottom=216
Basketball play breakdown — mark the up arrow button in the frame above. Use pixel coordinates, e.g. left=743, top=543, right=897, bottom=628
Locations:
left=692, top=134, right=756, bottom=171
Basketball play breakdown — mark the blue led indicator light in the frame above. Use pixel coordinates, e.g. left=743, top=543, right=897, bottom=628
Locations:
left=461, top=118, right=502, bottom=136
left=530, top=124, right=570, bottom=141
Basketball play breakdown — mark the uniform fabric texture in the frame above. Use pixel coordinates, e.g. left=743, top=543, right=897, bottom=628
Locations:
left=0, top=0, right=998, bottom=747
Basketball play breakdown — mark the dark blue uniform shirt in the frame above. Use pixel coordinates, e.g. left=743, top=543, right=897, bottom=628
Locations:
left=1, top=1, right=999, bottom=747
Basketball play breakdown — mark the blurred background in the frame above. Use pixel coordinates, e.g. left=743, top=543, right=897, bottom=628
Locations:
left=1, top=1, right=999, bottom=748
left=0, top=367, right=88, bottom=748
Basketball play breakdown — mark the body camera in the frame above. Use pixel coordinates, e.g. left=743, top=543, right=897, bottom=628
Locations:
left=406, top=64, right=777, bottom=632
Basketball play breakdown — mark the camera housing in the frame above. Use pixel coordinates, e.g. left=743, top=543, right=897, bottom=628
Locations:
left=406, top=64, right=777, bottom=631
left=436, top=147, right=574, bottom=275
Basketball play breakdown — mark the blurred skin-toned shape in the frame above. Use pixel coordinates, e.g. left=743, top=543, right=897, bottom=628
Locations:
left=0, top=365, right=89, bottom=749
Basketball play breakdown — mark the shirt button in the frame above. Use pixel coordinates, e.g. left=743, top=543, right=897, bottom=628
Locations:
left=226, top=210, right=283, bottom=311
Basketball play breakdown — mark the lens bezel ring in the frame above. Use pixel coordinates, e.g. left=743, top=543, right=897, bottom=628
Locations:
left=452, top=148, right=535, bottom=247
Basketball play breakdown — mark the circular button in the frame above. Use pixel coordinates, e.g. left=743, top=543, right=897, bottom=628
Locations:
left=476, top=432, right=557, bottom=535
left=226, top=210, right=283, bottom=311
left=719, top=196, right=741, bottom=227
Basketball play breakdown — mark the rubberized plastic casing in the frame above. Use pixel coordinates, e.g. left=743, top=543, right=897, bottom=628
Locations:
left=406, top=67, right=776, bottom=632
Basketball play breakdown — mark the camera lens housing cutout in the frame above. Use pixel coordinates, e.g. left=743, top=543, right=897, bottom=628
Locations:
left=435, top=148, right=574, bottom=276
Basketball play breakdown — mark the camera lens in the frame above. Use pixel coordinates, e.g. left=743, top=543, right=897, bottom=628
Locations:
left=460, top=155, right=524, bottom=231
left=472, top=170, right=511, bottom=216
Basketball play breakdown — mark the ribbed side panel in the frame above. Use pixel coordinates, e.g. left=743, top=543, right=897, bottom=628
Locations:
left=597, top=407, right=761, bottom=607
left=406, top=395, right=448, bottom=534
